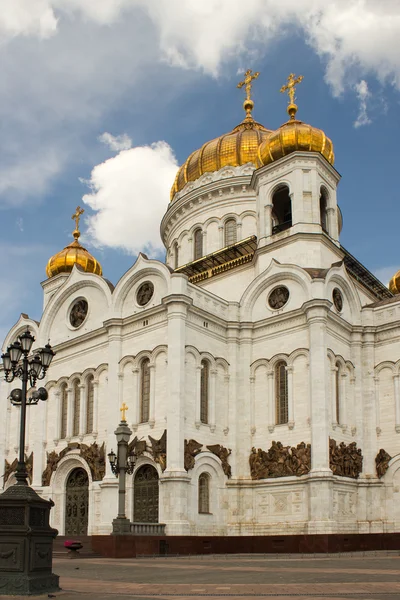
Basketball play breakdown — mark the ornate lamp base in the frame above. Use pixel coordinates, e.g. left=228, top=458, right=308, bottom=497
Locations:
left=0, top=485, right=59, bottom=596
left=112, top=517, right=132, bottom=535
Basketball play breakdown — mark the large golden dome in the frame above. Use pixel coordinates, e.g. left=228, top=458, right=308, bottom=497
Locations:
left=46, top=207, right=102, bottom=279
left=389, top=271, right=400, bottom=295
left=170, top=98, right=271, bottom=201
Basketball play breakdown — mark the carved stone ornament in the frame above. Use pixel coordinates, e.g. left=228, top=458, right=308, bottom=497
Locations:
left=376, top=448, right=392, bottom=478
left=268, top=286, right=289, bottom=310
left=249, top=441, right=311, bottom=480
left=4, top=452, right=33, bottom=486
left=148, top=430, right=167, bottom=471
left=184, top=439, right=202, bottom=471
left=206, top=444, right=232, bottom=478
left=329, top=438, right=363, bottom=479
left=69, top=298, right=88, bottom=327
left=80, top=442, right=105, bottom=481
left=42, top=450, right=61, bottom=487
left=136, top=281, right=154, bottom=306
left=332, top=288, right=343, bottom=312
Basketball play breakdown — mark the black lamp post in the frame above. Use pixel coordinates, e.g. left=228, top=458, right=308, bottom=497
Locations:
left=107, top=403, right=135, bottom=535
left=0, top=329, right=59, bottom=595
left=2, top=329, right=55, bottom=486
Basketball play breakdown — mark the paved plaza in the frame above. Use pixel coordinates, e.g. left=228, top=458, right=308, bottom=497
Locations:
left=2, top=552, right=400, bottom=600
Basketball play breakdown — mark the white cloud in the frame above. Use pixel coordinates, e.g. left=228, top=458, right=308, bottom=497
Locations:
left=82, top=141, right=178, bottom=255
left=354, top=79, right=371, bottom=128
left=98, top=132, right=132, bottom=152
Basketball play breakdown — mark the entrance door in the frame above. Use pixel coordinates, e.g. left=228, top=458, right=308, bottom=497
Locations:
left=65, top=468, right=89, bottom=535
left=134, top=465, right=159, bottom=523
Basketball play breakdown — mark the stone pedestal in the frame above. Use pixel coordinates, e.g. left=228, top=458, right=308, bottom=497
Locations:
left=112, top=516, right=132, bottom=535
left=0, top=484, right=59, bottom=595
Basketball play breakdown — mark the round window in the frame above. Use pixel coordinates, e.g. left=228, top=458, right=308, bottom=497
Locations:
left=268, top=286, right=289, bottom=310
left=136, top=281, right=154, bottom=306
left=332, top=288, right=343, bottom=312
left=69, top=299, right=88, bottom=328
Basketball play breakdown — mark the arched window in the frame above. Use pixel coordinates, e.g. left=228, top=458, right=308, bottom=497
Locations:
left=73, top=380, right=81, bottom=437
left=194, top=228, right=203, bottom=260
left=173, top=241, right=179, bottom=269
left=198, top=472, right=210, bottom=514
left=140, top=358, right=150, bottom=423
left=200, top=359, right=209, bottom=424
left=275, top=361, right=288, bottom=425
left=86, top=375, right=94, bottom=434
left=335, top=362, right=340, bottom=424
left=60, top=383, right=68, bottom=439
left=320, top=188, right=328, bottom=233
left=272, top=186, right=292, bottom=235
left=224, top=218, right=237, bottom=246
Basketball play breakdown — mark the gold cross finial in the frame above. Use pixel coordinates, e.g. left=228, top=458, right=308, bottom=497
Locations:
left=71, top=206, right=84, bottom=240
left=280, top=73, right=304, bottom=119
left=120, top=402, right=128, bottom=422
left=237, top=69, right=260, bottom=120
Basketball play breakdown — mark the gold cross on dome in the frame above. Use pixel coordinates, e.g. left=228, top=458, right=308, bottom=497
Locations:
left=280, top=73, right=304, bottom=105
left=237, top=69, right=260, bottom=102
left=120, top=402, right=128, bottom=422
left=72, top=206, right=84, bottom=231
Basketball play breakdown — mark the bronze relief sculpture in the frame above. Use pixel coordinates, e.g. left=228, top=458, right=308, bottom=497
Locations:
left=249, top=441, right=311, bottom=480
left=207, top=444, right=232, bottom=478
left=184, top=439, right=203, bottom=471
left=148, top=430, right=167, bottom=471
left=80, top=442, right=105, bottom=481
left=375, top=448, right=392, bottom=478
left=329, top=439, right=363, bottom=479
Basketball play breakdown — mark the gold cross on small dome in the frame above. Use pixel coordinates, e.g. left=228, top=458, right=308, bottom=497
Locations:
left=120, top=402, right=128, bottom=421
left=237, top=69, right=260, bottom=102
left=280, top=73, right=304, bottom=105
left=71, top=206, right=84, bottom=231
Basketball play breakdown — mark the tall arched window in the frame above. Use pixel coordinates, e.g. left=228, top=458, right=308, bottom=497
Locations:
left=194, top=228, right=203, bottom=260
left=73, top=380, right=81, bottom=437
left=272, top=185, right=292, bottom=235
left=224, top=218, right=237, bottom=246
left=60, top=383, right=68, bottom=439
left=86, top=375, right=94, bottom=434
left=320, top=188, right=328, bottom=233
left=140, top=358, right=150, bottom=423
left=173, top=241, right=179, bottom=269
left=198, top=472, right=210, bottom=514
left=275, top=361, right=288, bottom=425
left=335, top=362, right=341, bottom=424
left=200, top=359, right=209, bottom=424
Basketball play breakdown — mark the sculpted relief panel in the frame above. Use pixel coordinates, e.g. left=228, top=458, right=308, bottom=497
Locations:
left=329, top=439, right=363, bottom=479
left=250, top=442, right=311, bottom=480
left=256, top=490, right=305, bottom=521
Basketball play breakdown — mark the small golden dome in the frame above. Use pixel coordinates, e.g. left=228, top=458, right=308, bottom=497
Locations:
left=46, top=206, right=102, bottom=279
left=389, top=271, right=400, bottom=295
left=170, top=99, right=271, bottom=201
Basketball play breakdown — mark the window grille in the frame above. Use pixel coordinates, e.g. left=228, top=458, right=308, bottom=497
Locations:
left=194, top=229, right=203, bottom=260
left=198, top=472, right=210, bottom=513
left=73, top=380, right=81, bottom=436
left=60, top=384, right=68, bottom=439
left=200, top=360, right=209, bottom=424
left=275, top=361, right=288, bottom=424
left=86, top=376, right=94, bottom=434
left=224, top=218, right=237, bottom=246
left=140, top=358, right=150, bottom=423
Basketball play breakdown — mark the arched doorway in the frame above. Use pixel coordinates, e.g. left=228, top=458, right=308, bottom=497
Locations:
left=134, top=465, right=159, bottom=523
left=65, top=468, right=89, bottom=535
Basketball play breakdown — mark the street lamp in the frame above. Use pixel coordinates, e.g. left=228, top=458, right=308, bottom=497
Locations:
left=107, top=402, right=136, bottom=534
left=1, top=329, right=55, bottom=486
left=0, top=329, right=59, bottom=594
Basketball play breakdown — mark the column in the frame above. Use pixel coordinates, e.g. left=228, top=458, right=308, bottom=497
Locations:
left=264, top=203, right=273, bottom=239
left=66, top=387, right=74, bottom=439
left=340, top=372, right=348, bottom=432
left=195, top=365, right=201, bottom=429
left=210, top=368, right=217, bottom=432
left=361, top=328, right=378, bottom=476
left=131, top=367, right=139, bottom=428
left=267, top=370, right=274, bottom=433
left=394, top=375, right=400, bottom=433
left=287, top=365, right=294, bottom=429
left=250, top=375, right=255, bottom=435
left=218, top=225, right=224, bottom=248
left=92, top=381, right=99, bottom=436
left=235, top=324, right=252, bottom=476
left=79, top=383, right=86, bottom=436
left=331, top=365, right=337, bottom=427
left=223, top=373, right=230, bottom=435
left=149, top=365, right=156, bottom=428
left=104, top=320, right=123, bottom=479
left=53, top=390, right=61, bottom=443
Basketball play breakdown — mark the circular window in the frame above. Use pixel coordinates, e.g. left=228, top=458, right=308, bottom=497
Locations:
left=332, top=288, right=343, bottom=312
left=268, top=286, right=289, bottom=310
left=136, top=281, right=154, bottom=306
left=69, top=299, right=88, bottom=328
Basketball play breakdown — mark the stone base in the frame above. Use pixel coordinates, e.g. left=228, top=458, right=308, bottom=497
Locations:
left=112, top=517, right=132, bottom=535
left=0, top=573, right=59, bottom=596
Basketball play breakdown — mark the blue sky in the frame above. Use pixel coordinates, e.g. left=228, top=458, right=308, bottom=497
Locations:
left=1, top=1, right=400, bottom=344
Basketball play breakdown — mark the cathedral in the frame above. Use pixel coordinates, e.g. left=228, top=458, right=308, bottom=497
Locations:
left=1, top=71, right=400, bottom=542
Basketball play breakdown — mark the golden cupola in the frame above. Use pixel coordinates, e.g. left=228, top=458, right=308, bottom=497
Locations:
left=258, top=73, right=334, bottom=168
left=46, top=206, right=102, bottom=279
left=389, top=271, right=400, bottom=295
left=170, top=69, right=272, bottom=201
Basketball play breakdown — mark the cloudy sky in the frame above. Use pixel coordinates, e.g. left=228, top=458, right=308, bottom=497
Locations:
left=1, top=0, right=400, bottom=343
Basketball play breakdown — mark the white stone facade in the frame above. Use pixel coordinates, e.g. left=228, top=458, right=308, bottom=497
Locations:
left=1, top=150, right=400, bottom=538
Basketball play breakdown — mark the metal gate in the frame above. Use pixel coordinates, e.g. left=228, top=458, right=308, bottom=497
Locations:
left=65, top=468, right=89, bottom=535
left=134, top=465, right=159, bottom=523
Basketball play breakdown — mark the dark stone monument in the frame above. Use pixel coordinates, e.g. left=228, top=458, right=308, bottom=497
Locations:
left=0, top=484, right=59, bottom=595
